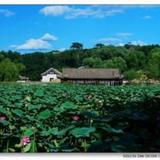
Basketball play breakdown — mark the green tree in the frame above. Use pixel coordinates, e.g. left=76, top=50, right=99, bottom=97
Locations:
left=0, top=58, right=25, bottom=81
left=1, top=44, right=160, bottom=81
left=70, top=42, right=83, bottom=50
left=124, top=69, right=148, bottom=80
left=95, top=43, right=105, bottom=49
left=147, top=48, right=160, bottom=79
left=136, top=70, right=148, bottom=81
left=101, top=57, right=127, bottom=72
left=82, top=57, right=102, bottom=67
left=123, top=69, right=138, bottom=80
left=94, top=46, right=127, bottom=60
left=0, top=54, right=4, bottom=62
left=125, top=49, right=145, bottom=70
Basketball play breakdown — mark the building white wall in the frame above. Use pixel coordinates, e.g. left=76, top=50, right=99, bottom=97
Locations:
left=41, top=73, right=58, bottom=82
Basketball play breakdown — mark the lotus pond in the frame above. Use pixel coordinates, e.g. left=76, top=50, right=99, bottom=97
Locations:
left=0, top=83, right=160, bottom=152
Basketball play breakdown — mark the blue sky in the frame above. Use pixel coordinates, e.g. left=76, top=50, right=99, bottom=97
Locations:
left=0, top=5, right=160, bottom=53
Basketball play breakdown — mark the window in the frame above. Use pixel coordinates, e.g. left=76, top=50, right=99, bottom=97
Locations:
left=50, top=78, right=54, bottom=82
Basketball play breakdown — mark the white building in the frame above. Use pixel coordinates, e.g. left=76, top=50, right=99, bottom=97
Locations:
left=17, top=75, right=29, bottom=83
left=41, top=68, right=62, bottom=82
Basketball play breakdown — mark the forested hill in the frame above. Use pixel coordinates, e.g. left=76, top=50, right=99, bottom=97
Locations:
left=0, top=43, right=160, bottom=81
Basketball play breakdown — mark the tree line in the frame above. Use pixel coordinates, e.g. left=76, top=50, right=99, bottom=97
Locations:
left=0, top=42, right=160, bottom=81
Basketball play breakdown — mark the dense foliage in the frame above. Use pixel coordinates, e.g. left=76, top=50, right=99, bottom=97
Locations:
left=1, top=43, right=160, bottom=81
left=0, top=58, right=25, bottom=81
left=0, top=83, right=160, bottom=152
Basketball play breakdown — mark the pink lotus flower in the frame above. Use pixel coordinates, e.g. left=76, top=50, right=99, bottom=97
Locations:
left=0, top=116, right=6, bottom=121
left=22, top=136, right=30, bottom=146
left=72, top=115, right=80, bottom=121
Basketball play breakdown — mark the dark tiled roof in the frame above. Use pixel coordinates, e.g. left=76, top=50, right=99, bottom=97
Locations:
left=62, top=68, right=123, bottom=79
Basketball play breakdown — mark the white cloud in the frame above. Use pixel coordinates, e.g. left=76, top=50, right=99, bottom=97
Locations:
left=117, top=42, right=125, bottom=46
left=97, top=39, right=147, bottom=46
left=14, top=39, right=52, bottom=50
left=97, top=31, right=133, bottom=45
left=130, top=40, right=147, bottom=46
left=114, top=5, right=157, bottom=8
left=40, top=6, right=71, bottom=16
left=116, top=32, right=133, bottom=38
left=41, top=33, right=58, bottom=41
left=138, top=5, right=157, bottom=8
left=97, top=33, right=147, bottom=46
left=142, top=15, right=152, bottom=19
left=11, top=33, right=58, bottom=51
left=66, top=8, right=124, bottom=19
left=0, top=9, right=15, bottom=17
left=98, top=37, right=121, bottom=44
left=58, top=48, right=66, bottom=51
left=40, top=5, right=124, bottom=19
